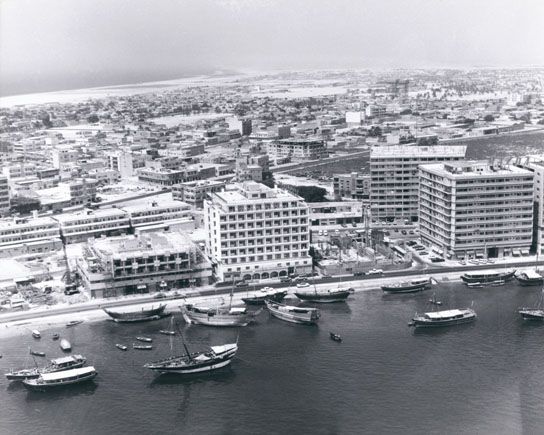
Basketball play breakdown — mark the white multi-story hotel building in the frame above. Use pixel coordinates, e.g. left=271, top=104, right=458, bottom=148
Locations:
left=0, top=176, right=9, bottom=215
left=0, top=216, right=61, bottom=257
left=204, top=181, right=312, bottom=282
left=517, top=157, right=544, bottom=255
left=419, top=161, right=534, bottom=259
left=77, top=232, right=212, bottom=298
left=370, top=145, right=467, bottom=222
left=54, top=208, right=131, bottom=243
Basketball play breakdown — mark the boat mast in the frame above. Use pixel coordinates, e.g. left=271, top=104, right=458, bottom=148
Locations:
left=175, top=322, right=193, bottom=362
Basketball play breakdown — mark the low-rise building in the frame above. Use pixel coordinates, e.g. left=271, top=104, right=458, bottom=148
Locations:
left=419, top=161, right=534, bottom=259
left=77, top=232, right=212, bottom=298
left=120, top=200, right=192, bottom=229
left=54, top=208, right=130, bottom=243
left=333, top=172, right=371, bottom=201
left=0, top=216, right=61, bottom=258
left=172, top=180, right=226, bottom=208
left=266, top=137, right=326, bottom=162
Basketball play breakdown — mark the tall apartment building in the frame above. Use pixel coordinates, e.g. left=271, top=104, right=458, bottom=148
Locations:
left=517, top=158, right=544, bottom=255
left=77, top=232, right=212, bottom=298
left=370, top=145, right=467, bottom=222
left=333, top=172, right=370, bottom=201
left=419, top=161, right=534, bottom=259
left=0, top=176, right=9, bottom=215
left=108, top=150, right=134, bottom=179
left=204, top=181, right=312, bottom=282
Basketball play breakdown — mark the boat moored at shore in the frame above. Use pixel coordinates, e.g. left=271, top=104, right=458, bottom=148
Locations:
left=518, top=288, right=544, bottom=320
left=515, top=270, right=544, bottom=286
left=242, top=288, right=287, bottom=305
left=461, top=270, right=515, bottom=285
left=265, top=300, right=320, bottom=325
left=294, top=287, right=352, bottom=303
left=180, top=304, right=260, bottom=327
left=382, top=279, right=431, bottom=294
left=5, top=355, right=87, bottom=381
left=103, top=304, right=169, bottom=323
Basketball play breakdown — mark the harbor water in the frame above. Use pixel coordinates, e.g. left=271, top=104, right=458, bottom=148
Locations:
left=2, top=281, right=544, bottom=435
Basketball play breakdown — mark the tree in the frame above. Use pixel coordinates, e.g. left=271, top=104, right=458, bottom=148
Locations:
left=295, top=186, right=327, bottom=202
left=483, top=114, right=495, bottom=122
left=87, top=114, right=99, bottom=123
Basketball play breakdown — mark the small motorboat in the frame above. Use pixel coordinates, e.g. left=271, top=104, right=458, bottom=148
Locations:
left=329, top=332, right=342, bottom=342
left=116, top=344, right=128, bottom=351
left=66, top=320, right=84, bottom=327
left=32, top=330, right=41, bottom=339
left=52, top=334, right=60, bottom=340
left=60, top=339, right=72, bottom=351
left=30, top=350, right=46, bottom=357
left=428, top=293, right=442, bottom=306
left=135, top=336, right=152, bottom=343
left=159, top=330, right=175, bottom=336
left=133, top=344, right=153, bottom=350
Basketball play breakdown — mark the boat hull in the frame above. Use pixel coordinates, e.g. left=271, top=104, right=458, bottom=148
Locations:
left=265, top=301, right=320, bottom=325
left=461, top=270, right=515, bottom=284
left=23, top=372, right=97, bottom=390
left=294, top=290, right=351, bottom=303
left=180, top=306, right=254, bottom=327
left=103, top=304, right=168, bottom=323
left=519, top=310, right=544, bottom=320
left=381, top=282, right=430, bottom=293
left=515, top=277, right=544, bottom=286
left=242, top=291, right=287, bottom=305
left=147, top=354, right=235, bottom=374
left=412, top=314, right=476, bottom=328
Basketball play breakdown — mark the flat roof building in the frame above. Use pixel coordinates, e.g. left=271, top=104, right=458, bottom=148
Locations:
left=370, top=144, right=467, bottom=222
left=419, top=161, right=534, bottom=259
left=172, top=180, right=226, bottom=209
left=204, top=181, right=312, bottom=282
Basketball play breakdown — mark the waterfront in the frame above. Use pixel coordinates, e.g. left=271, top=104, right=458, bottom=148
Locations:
left=2, top=282, right=544, bottom=434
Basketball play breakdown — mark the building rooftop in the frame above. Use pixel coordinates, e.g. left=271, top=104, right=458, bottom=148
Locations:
left=120, top=200, right=190, bottom=213
left=421, top=160, right=534, bottom=177
left=54, top=208, right=127, bottom=223
left=370, top=144, right=467, bottom=158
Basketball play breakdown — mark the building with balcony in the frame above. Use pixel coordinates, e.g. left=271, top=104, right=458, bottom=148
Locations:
left=77, top=232, right=212, bottom=298
left=266, top=137, right=326, bottom=162
left=370, top=144, right=467, bottom=222
left=54, top=208, right=131, bottom=243
left=419, top=161, right=534, bottom=259
left=120, top=200, right=192, bottom=229
left=333, top=172, right=370, bottom=201
left=204, top=181, right=312, bottom=282
left=0, top=216, right=61, bottom=258
left=172, top=180, right=226, bottom=208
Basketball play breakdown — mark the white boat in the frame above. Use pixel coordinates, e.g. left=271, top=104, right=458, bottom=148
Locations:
left=180, top=304, right=260, bottom=327
left=60, top=339, right=71, bottom=351
left=265, top=300, right=320, bottom=325
left=32, top=330, right=41, bottom=339
left=411, top=308, right=476, bottom=328
left=22, top=366, right=97, bottom=390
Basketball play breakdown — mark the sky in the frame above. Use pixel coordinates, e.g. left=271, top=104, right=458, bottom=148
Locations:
left=0, top=0, right=543, bottom=96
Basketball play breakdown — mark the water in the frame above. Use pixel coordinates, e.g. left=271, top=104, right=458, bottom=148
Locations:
left=1, top=282, right=544, bottom=435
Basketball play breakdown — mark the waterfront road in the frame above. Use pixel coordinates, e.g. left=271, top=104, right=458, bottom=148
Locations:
left=1, top=259, right=542, bottom=324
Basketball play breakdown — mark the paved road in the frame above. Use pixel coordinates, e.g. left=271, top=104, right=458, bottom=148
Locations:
left=1, top=259, right=541, bottom=324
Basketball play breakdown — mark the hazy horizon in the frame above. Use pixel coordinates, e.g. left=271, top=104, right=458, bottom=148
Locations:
left=1, top=0, right=543, bottom=97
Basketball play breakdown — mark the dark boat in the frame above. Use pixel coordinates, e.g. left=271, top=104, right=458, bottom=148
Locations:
left=22, top=366, right=97, bottom=390
left=116, top=344, right=128, bottom=351
left=103, top=304, right=169, bottom=323
left=66, top=320, right=84, bottom=327
left=5, top=354, right=86, bottom=381
left=52, top=334, right=60, bottom=340
left=461, top=270, right=515, bottom=284
left=294, top=287, right=352, bottom=303
left=382, top=279, right=431, bottom=294
left=329, top=332, right=342, bottom=342
left=30, top=350, right=45, bottom=357
left=515, top=270, right=544, bottom=286
left=133, top=344, right=153, bottom=350
left=428, top=293, right=442, bottom=306
left=410, top=308, right=476, bottom=328
left=242, top=287, right=288, bottom=305
left=519, top=288, right=544, bottom=320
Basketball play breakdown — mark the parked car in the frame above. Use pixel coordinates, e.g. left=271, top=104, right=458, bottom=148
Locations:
left=430, top=257, right=445, bottom=263
left=236, top=281, right=249, bottom=288
left=353, top=271, right=365, bottom=277
left=280, top=277, right=291, bottom=283
left=366, top=268, right=384, bottom=275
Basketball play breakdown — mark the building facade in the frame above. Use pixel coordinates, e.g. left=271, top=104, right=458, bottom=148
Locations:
left=55, top=208, right=131, bottom=243
left=419, top=161, right=534, bottom=259
left=0, top=216, right=61, bottom=257
left=172, top=180, right=226, bottom=208
left=333, top=172, right=371, bottom=201
left=370, top=144, right=467, bottom=222
left=77, top=232, right=212, bottom=298
left=204, top=181, right=312, bottom=282
left=0, top=176, right=9, bottom=215
left=266, top=138, right=326, bottom=162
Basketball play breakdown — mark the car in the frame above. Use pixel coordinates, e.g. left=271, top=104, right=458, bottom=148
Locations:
left=419, top=251, right=429, bottom=256
left=296, top=282, right=310, bottom=288
left=236, top=281, right=249, bottom=288
left=366, top=268, right=384, bottom=275
left=353, top=271, right=365, bottom=277
left=153, top=292, right=166, bottom=299
left=401, top=230, right=407, bottom=235
left=414, top=246, right=426, bottom=251
left=459, top=260, right=467, bottom=265
left=280, top=277, right=291, bottom=283
left=430, top=257, right=445, bottom=263
left=407, top=241, right=417, bottom=247
left=352, top=222, right=357, bottom=227
left=323, top=230, right=328, bottom=235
